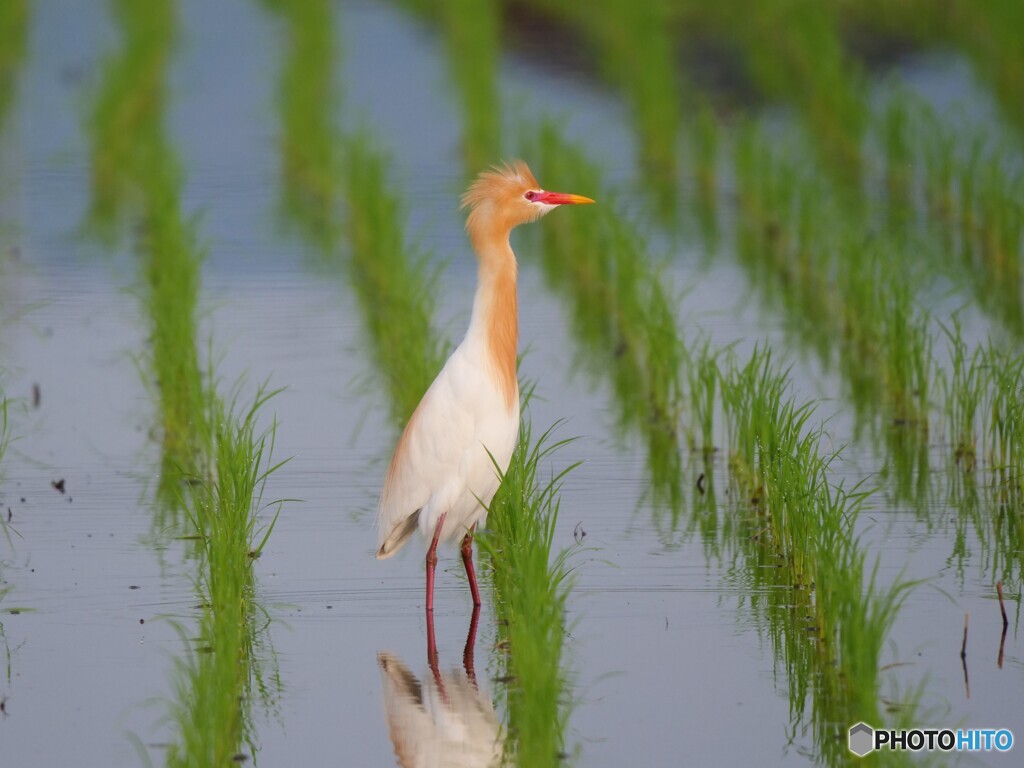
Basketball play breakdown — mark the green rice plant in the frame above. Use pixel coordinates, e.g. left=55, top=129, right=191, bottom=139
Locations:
left=261, top=3, right=447, bottom=423
left=713, top=345, right=918, bottom=764
left=86, top=0, right=207, bottom=509
left=0, top=0, right=28, bottom=139
left=524, top=0, right=682, bottom=218
left=983, top=343, right=1024, bottom=505
left=732, top=120, right=943, bottom=456
left=885, top=99, right=1024, bottom=339
left=691, top=103, right=720, bottom=246
left=733, top=125, right=838, bottom=367
left=700, top=0, right=868, bottom=197
left=882, top=94, right=913, bottom=228
left=139, top=150, right=209, bottom=502
left=530, top=121, right=686, bottom=517
left=340, top=133, right=450, bottom=426
left=970, top=158, right=1024, bottom=336
left=261, top=0, right=341, bottom=248
left=166, top=386, right=285, bottom=768
left=940, top=317, right=984, bottom=469
left=837, top=1, right=1024, bottom=134
left=683, top=334, right=720, bottom=458
left=480, top=410, right=578, bottom=768
left=438, top=0, right=501, bottom=177
left=880, top=281, right=933, bottom=429
left=87, top=0, right=176, bottom=237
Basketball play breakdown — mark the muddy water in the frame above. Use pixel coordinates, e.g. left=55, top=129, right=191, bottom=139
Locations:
left=1, top=1, right=1021, bottom=767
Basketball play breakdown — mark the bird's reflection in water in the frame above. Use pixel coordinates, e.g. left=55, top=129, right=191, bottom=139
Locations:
left=378, top=607, right=503, bottom=767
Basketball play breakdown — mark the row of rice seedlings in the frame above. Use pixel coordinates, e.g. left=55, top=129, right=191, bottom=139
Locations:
left=260, top=0, right=447, bottom=425
left=942, top=328, right=1024, bottom=491
left=0, top=0, right=28, bottom=139
left=340, top=134, right=450, bottom=425
left=842, top=0, right=1024, bottom=138
left=164, top=386, right=284, bottom=768
left=437, top=0, right=501, bottom=177
left=480, top=411, right=578, bottom=768
left=732, top=123, right=935, bottom=439
left=879, top=97, right=1023, bottom=339
left=689, top=104, right=721, bottom=245
left=86, top=0, right=175, bottom=238
left=260, top=0, right=340, bottom=249
left=548, top=0, right=681, bottom=216
left=85, top=0, right=207, bottom=512
left=89, top=3, right=283, bottom=762
left=139, top=151, right=210, bottom=509
left=713, top=0, right=868, bottom=196
left=529, top=122, right=687, bottom=521
left=713, top=345, right=916, bottom=764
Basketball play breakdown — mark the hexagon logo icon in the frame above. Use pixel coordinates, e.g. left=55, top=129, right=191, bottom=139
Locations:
left=849, top=722, right=875, bottom=757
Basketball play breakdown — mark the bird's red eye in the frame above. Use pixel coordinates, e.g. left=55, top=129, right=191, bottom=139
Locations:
left=524, top=190, right=536, bottom=201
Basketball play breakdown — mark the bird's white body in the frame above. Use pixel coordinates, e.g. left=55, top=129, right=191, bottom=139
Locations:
left=376, top=301, right=520, bottom=555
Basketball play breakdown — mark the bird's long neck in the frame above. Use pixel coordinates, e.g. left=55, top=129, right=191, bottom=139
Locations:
left=466, top=226, right=518, bottom=412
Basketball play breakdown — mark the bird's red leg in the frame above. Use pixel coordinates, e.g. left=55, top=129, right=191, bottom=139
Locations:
left=425, top=512, right=447, bottom=615
left=461, top=524, right=481, bottom=607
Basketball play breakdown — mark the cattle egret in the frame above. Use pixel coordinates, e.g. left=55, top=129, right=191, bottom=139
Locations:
left=376, top=160, right=594, bottom=613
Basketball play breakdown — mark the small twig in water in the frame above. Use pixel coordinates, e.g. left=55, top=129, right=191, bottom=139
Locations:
left=996, top=581, right=1008, bottom=629
left=960, top=611, right=970, bottom=700
left=997, top=581, right=1008, bottom=669
left=960, top=611, right=968, bottom=659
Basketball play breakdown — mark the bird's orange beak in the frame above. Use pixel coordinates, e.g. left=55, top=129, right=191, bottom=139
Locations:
left=533, top=190, right=596, bottom=206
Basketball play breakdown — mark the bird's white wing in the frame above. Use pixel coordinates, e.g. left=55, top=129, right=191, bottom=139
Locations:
left=376, top=354, right=477, bottom=558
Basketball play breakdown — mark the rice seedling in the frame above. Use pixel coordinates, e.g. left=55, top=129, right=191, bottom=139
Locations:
left=512, top=1, right=681, bottom=219
left=165, top=385, right=285, bottom=768
left=881, top=94, right=913, bottom=228
left=86, top=0, right=207, bottom=509
left=260, top=0, right=341, bottom=248
left=0, top=0, right=28, bottom=139
left=982, top=343, right=1024, bottom=505
left=260, top=2, right=447, bottom=425
left=529, top=121, right=686, bottom=517
left=86, top=6, right=288, bottom=762
left=690, top=104, right=720, bottom=246
left=714, top=346, right=918, bottom=764
left=138, top=152, right=209, bottom=506
left=86, top=0, right=176, bottom=238
left=850, top=0, right=1024, bottom=135
left=437, top=0, right=501, bottom=177
left=732, top=120, right=942, bottom=447
left=675, top=0, right=868, bottom=198
left=683, top=334, right=720, bottom=458
left=479, top=408, right=578, bottom=768
left=340, top=133, right=450, bottom=425
left=940, top=317, right=985, bottom=469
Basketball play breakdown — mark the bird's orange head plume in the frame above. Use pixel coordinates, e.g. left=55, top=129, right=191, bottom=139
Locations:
left=461, top=160, right=594, bottom=238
